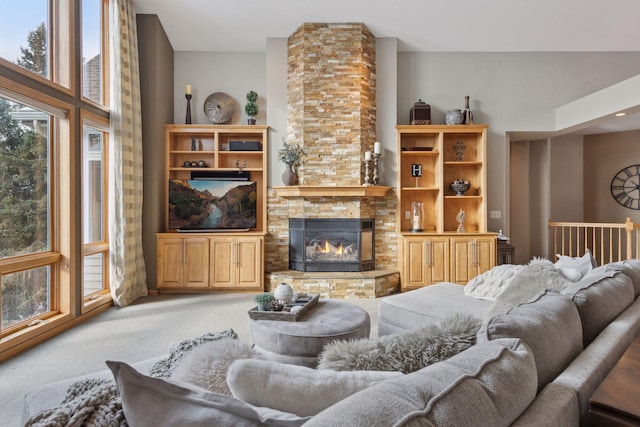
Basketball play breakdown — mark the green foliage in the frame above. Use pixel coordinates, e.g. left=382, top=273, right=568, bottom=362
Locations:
left=244, top=90, right=259, bottom=118
left=16, top=22, right=47, bottom=76
left=278, top=138, right=304, bottom=165
left=254, top=292, right=274, bottom=303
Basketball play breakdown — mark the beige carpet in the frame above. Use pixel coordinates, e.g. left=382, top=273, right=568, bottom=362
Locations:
left=0, top=292, right=380, bottom=426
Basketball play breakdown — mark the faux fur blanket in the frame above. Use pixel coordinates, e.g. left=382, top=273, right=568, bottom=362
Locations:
left=485, top=259, right=573, bottom=320
left=25, top=329, right=238, bottom=427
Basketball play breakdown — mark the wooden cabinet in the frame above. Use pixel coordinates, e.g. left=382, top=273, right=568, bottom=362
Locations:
left=396, top=125, right=496, bottom=290
left=157, top=235, right=210, bottom=288
left=157, top=125, right=268, bottom=292
left=449, top=236, right=496, bottom=284
left=210, top=236, right=263, bottom=289
left=157, top=234, right=264, bottom=290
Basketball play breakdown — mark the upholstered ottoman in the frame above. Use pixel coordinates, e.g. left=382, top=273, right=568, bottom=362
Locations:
left=250, top=300, right=370, bottom=367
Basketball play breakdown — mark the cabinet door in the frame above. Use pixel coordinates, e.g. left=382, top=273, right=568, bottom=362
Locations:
left=235, top=237, right=263, bottom=288
left=450, top=237, right=495, bottom=284
left=157, top=236, right=182, bottom=288
left=182, top=237, right=210, bottom=287
left=157, top=235, right=209, bottom=288
left=402, top=236, right=448, bottom=289
left=210, top=237, right=235, bottom=288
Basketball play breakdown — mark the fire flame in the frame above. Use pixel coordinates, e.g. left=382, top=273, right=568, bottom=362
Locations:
left=321, top=241, right=344, bottom=255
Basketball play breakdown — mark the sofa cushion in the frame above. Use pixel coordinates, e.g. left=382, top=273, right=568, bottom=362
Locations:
left=227, top=359, right=403, bottom=417
left=605, top=259, right=640, bottom=298
left=318, top=313, right=480, bottom=373
left=305, top=338, right=537, bottom=427
left=107, top=360, right=310, bottom=426
left=477, top=289, right=583, bottom=391
left=378, top=282, right=491, bottom=336
left=562, top=268, right=634, bottom=346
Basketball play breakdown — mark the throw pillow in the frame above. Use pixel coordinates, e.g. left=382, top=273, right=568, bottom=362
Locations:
left=305, top=338, right=537, bottom=427
left=227, top=359, right=403, bottom=417
left=170, top=338, right=261, bottom=396
left=554, top=249, right=597, bottom=279
left=317, top=313, right=481, bottom=373
left=562, top=268, right=634, bottom=346
left=108, top=360, right=310, bottom=427
left=478, top=289, right=583, bottom=391
left=464, top=264, right=523, bottom=301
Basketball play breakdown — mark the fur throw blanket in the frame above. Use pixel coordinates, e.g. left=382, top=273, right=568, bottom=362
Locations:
left=485, top=259, right=573, bottom=320
left=25, top=329, right=238, bottom=427
left=317, top=313, right=481, bottom=373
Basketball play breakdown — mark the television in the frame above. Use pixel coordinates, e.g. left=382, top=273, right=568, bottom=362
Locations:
left=168, top=179, right=257, bottom=231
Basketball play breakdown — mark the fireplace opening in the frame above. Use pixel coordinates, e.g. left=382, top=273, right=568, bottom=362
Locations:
left=289, top=218, right=374, bottom=272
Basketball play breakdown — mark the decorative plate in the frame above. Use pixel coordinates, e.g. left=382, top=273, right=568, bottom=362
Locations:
left=204, top=92, right=235, bottom=124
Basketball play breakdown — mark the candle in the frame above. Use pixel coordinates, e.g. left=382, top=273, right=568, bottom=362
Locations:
left=374, top=141, right=381, bottom=154
left=364, top=151, right=371, bottom=161
left=412, top=214, right=421, bottom=230
left=186, top=84, right=192, bottom=95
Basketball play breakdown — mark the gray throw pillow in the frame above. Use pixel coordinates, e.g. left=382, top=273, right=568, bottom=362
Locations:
left=305, top=338, right=537, bottom=427
left=107, top=360, right=310, bottom=426
left=478, top=289, right=583, bottom=391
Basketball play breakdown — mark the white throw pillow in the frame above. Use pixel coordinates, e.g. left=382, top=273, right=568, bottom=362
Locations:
left=227, top=359, right=403, bottom=417
left=555, top=249, right=597, bottom=278
left=464, top=264, right=523, bottom=301
left=170, top=338, right=261, bottom=396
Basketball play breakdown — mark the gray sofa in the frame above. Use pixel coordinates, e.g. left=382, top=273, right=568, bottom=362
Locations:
left=23, top=260, right=640, bottom=426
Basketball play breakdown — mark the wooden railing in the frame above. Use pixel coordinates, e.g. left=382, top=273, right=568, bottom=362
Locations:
left=548, top=218, right=640, bottom=264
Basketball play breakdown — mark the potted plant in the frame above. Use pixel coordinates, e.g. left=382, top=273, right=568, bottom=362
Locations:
left=278, top=138, right=305, bottom=186
left=244, top=90, right=259, bottom=125
left=254, top=292, right=274, bottom=311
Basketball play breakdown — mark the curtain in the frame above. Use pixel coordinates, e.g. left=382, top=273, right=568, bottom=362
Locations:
left=108, top=0, right=147, bottom=306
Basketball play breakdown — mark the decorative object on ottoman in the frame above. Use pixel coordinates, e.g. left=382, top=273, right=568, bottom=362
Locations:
left=445, top=109, right=464, bottom=125
left=170, top=338, right=261, bottom=396
left=274, top=283, right=294, bottom=303
left=248, top=294, right=319, bottom=321
left=450, top=178, right=471, bottom=196
left=253, top=292, right=274, bottom=311
left=317, top=313, right=481, bottom=373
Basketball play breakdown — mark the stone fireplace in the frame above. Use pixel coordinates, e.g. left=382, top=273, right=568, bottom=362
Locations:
left=289, top=218, right=374, bottom=272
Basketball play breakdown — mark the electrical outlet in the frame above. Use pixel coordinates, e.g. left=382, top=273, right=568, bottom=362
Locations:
left=405, top=211, right=411, bottom=219
left=490, top=211, right=501, bottom=219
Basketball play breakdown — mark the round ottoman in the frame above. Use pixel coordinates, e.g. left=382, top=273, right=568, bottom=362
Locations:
left=250, top=300, right=370, bottom=367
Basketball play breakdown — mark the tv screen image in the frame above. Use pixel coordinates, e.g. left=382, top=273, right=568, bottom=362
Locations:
left=168, top=179, right=257, bottom=230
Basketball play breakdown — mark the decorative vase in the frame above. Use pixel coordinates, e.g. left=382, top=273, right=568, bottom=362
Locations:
left=282, top=164, right=297, bottom=186
left=256, top=301, right=270, bottom=311
left=274, top=283, right=294, bottom=303
left=450, top=179, right=471, bottom=196
left=247, top=118, right=256, bottom=125
left=462, top=96, right=474, bottom=125
left=445, top=109, right=464, bottom=125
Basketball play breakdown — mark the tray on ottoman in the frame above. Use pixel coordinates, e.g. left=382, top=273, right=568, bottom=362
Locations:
left=248, top=294, right=319, bottom=321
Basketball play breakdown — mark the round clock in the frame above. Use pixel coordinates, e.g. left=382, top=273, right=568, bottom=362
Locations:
left=610, top=164, right=640, bottom=210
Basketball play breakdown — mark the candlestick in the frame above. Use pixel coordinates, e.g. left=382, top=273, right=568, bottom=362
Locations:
left=373, top=152, right=381, bottom=185
left=362, top=158, right=371, bottom=186
left=186, top=84, right=192, bottom=95
left=374, top=141, right=381, bottom=155
left=185, top=93, right=192, bottom=124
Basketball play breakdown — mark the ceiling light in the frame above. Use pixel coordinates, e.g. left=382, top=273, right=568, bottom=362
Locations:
left=615, top=112, right=627, bottom=117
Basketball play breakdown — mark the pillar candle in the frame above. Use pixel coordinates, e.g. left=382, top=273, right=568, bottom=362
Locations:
left=186, top=84, right=192, bottom=95
left=364, top=151, right=371, bottom=161
left=374, top=141, right=381, bottom=154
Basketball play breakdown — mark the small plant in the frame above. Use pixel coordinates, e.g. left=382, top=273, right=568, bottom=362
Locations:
left=254, top=292, right=274, bottom=303
left=244, top=90, right=259, bottom=119
left=278, top=138, right=305, bottom=165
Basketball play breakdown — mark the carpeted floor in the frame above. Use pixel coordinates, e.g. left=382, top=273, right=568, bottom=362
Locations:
left=0, top=292, right=380, bottom=426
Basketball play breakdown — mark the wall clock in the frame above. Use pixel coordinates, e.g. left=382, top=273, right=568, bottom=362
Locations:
left=610, top=164, right=640, bottom=210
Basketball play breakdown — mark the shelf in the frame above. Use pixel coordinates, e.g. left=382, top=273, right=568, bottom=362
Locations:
left=401, top=187, right=439, bottom=191
left=444, top=195, right=483, bottom=199
left=274, top=185, right=391, bottom=198
left=444, top=161, right=483, bottom=166
left=170, top=150, right=215, bottom=154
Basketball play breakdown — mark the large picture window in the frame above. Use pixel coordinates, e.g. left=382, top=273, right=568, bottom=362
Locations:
left=0, top=0, right=110, bottom=357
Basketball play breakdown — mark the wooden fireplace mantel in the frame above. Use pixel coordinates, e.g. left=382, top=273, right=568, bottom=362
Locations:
left=273, top=185, right=391, bottom=198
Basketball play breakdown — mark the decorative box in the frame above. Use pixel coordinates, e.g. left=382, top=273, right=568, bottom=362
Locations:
left=410, top=99, right=431, bottom=125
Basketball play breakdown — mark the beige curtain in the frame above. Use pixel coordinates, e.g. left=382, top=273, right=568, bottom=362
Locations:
left=108, top=0, right=147, bottom=306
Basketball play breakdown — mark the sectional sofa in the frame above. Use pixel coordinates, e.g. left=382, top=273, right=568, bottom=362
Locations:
left=23, top=258, right=640, bottom=426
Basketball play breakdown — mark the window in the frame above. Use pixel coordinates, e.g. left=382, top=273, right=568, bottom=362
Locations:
left=0, top=0, right=110, bottom=357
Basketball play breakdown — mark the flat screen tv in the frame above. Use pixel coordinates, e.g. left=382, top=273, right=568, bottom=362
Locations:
left=168, top=179, right=257, bottom=231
